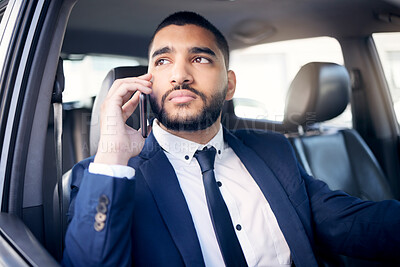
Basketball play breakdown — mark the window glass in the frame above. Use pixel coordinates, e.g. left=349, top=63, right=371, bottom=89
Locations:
left=230, top=37, right=350, bottom=127
left=373, top=33, right=400, bottom=124
left=63, top=55, right=147, bottom=104
left=0, top=1, right=7, bottom=24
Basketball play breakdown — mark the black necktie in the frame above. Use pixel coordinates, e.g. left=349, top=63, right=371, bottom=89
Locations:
left=194, top=147, right=248, bottom=267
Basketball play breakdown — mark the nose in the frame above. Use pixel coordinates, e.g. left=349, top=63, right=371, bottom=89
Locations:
left=170, top=59, right=193, bottom=86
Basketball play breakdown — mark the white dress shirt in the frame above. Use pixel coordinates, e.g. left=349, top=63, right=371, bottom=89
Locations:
left=89, top=120, right=291, bottom=266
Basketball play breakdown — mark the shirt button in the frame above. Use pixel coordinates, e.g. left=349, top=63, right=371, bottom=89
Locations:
left=218, top=150, right=221, bottom=154
left=184, top=155, right=189, bottom=160
left=217, top=181, right=222, bottom=187
left=236, top=224, right=242, bottom=231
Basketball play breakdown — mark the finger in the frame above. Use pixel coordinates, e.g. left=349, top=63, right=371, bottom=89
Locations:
left=107, top=82, right=152, bottom=106
left=123, top=72, right=152, bottom=81
left=112, top=82, right=152, bottom=101
left=108, top=73, right=152, bottom=96
left=117, top=75, right=153, bottom=88
left=119, top=84, right=152, bottom=107
left=121, top=92, right=140, bottom=121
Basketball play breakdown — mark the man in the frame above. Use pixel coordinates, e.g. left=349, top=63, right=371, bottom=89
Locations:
left=62, top=11, right=400, bottom=267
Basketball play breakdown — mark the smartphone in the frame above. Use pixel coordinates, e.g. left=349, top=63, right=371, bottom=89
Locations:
left=139, top=93, right=148, bottom=138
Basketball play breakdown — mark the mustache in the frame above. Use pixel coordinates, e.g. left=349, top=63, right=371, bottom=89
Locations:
left=161, top=83, right=207, bottom=104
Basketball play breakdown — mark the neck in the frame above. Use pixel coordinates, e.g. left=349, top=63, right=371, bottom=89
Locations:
left=159, top=118, right=222, bottom=145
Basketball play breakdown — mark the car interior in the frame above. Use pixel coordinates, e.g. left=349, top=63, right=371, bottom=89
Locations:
left=0, top=0, right=400, bottom=266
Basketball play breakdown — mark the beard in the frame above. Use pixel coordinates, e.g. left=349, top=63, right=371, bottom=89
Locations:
left=149, top=83, right=227, bottom=132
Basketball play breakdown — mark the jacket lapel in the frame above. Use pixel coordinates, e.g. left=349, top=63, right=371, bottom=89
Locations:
left=136, top=132, right=205, bottom=266
left=224, top=129, right=317, bottom=267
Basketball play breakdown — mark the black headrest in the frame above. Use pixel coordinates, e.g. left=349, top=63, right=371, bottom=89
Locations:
left=283, top=62, right=350, bottom=130
left=90, top=66, right=148, bottom=155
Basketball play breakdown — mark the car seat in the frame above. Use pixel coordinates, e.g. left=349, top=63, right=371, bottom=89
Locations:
left=284, top=62, right=393, bottom=201
left=284, top=62, right=394, bottom=266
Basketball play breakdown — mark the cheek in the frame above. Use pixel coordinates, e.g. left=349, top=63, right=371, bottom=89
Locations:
left=150, top=79, right=167, bottom=101
left=207, top=69, right=227, bottom=86
left=210, top=74, right=228, bottom=95
left=150, top=90, right=163, bottom=107
left=152, top=72, right=171, bottom=86
left=150, top=70, right=169, bottom=84
left=199, top=73, right=223, bottom=91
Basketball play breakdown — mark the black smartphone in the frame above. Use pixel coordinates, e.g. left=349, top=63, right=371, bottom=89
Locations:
left=139, top=93, right=148, bottom=138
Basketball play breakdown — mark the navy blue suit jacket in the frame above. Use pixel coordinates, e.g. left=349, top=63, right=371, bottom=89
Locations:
left=62, top=128, right=400, bottom=267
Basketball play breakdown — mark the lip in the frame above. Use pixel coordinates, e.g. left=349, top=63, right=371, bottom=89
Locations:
left=167, top=90, right=197, bottom=104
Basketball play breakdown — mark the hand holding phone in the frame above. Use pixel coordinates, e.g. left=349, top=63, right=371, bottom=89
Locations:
left=94, top=73, right=152, bottom=165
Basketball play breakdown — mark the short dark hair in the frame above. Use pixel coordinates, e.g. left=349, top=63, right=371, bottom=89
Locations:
left=149, top=11, right=230, bottom=69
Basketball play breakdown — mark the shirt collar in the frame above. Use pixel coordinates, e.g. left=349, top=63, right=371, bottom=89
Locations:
left=152, top=119, right=225, bottom=164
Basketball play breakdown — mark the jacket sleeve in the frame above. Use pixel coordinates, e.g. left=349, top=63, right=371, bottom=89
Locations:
left=300, top=165, right=400, bottom=262
left=62, top=158, right=136, bottom=267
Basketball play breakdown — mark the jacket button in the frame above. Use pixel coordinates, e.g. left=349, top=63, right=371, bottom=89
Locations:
left=99, top=194, right=109, bottom=205
left=96, top=202, right=107, bottom=214
left=94, top=221, right=105, bottom=232
left=95, top=212, right=107, bottom=223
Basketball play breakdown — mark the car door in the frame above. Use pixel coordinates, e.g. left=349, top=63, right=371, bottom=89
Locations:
left=0, top=0, right=75, bottom=264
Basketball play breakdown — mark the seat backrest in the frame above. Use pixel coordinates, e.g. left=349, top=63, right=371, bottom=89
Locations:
left=52, top=66, right=148, bottom=259
left=284, top=62, right=393, bottom=201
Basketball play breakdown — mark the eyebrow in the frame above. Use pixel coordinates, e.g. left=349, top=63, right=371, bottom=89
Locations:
left=151, top=46, right=217, bottom=60
left=151, top=46, right=173, bottom=59
left=189, top=47, right=216, bottom=58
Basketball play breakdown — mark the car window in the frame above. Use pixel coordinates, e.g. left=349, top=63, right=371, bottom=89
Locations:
left=373, top=32, right=400, bottom=124
left=230, top=37, right=351, bottom=127
left=63, top=54, right=147, bottom=104
left=0, top=1, right=7, bottom=23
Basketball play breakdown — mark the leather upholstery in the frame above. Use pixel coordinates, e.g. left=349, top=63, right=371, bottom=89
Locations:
left=285, top=62, right=392, bottom=200
left=291, top=130, right=393, bottom=201
left=90, top=66, right=148, bottom=155
left=284, top=62, right=350, bottom=130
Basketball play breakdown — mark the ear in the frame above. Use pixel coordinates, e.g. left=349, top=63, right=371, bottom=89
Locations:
left=225, top=70, right=236, bottom=101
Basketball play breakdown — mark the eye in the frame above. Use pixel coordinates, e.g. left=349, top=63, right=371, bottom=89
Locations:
left=193, top=57, right=211, bottom=64
left=155, top=58, right=171, bottom=66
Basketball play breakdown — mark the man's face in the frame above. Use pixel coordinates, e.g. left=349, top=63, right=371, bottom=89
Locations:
left=148, top=24, right=235, bottom=131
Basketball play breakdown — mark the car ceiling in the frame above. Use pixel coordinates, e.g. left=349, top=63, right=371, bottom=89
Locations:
left=62, top=0, right=400, bottom=59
